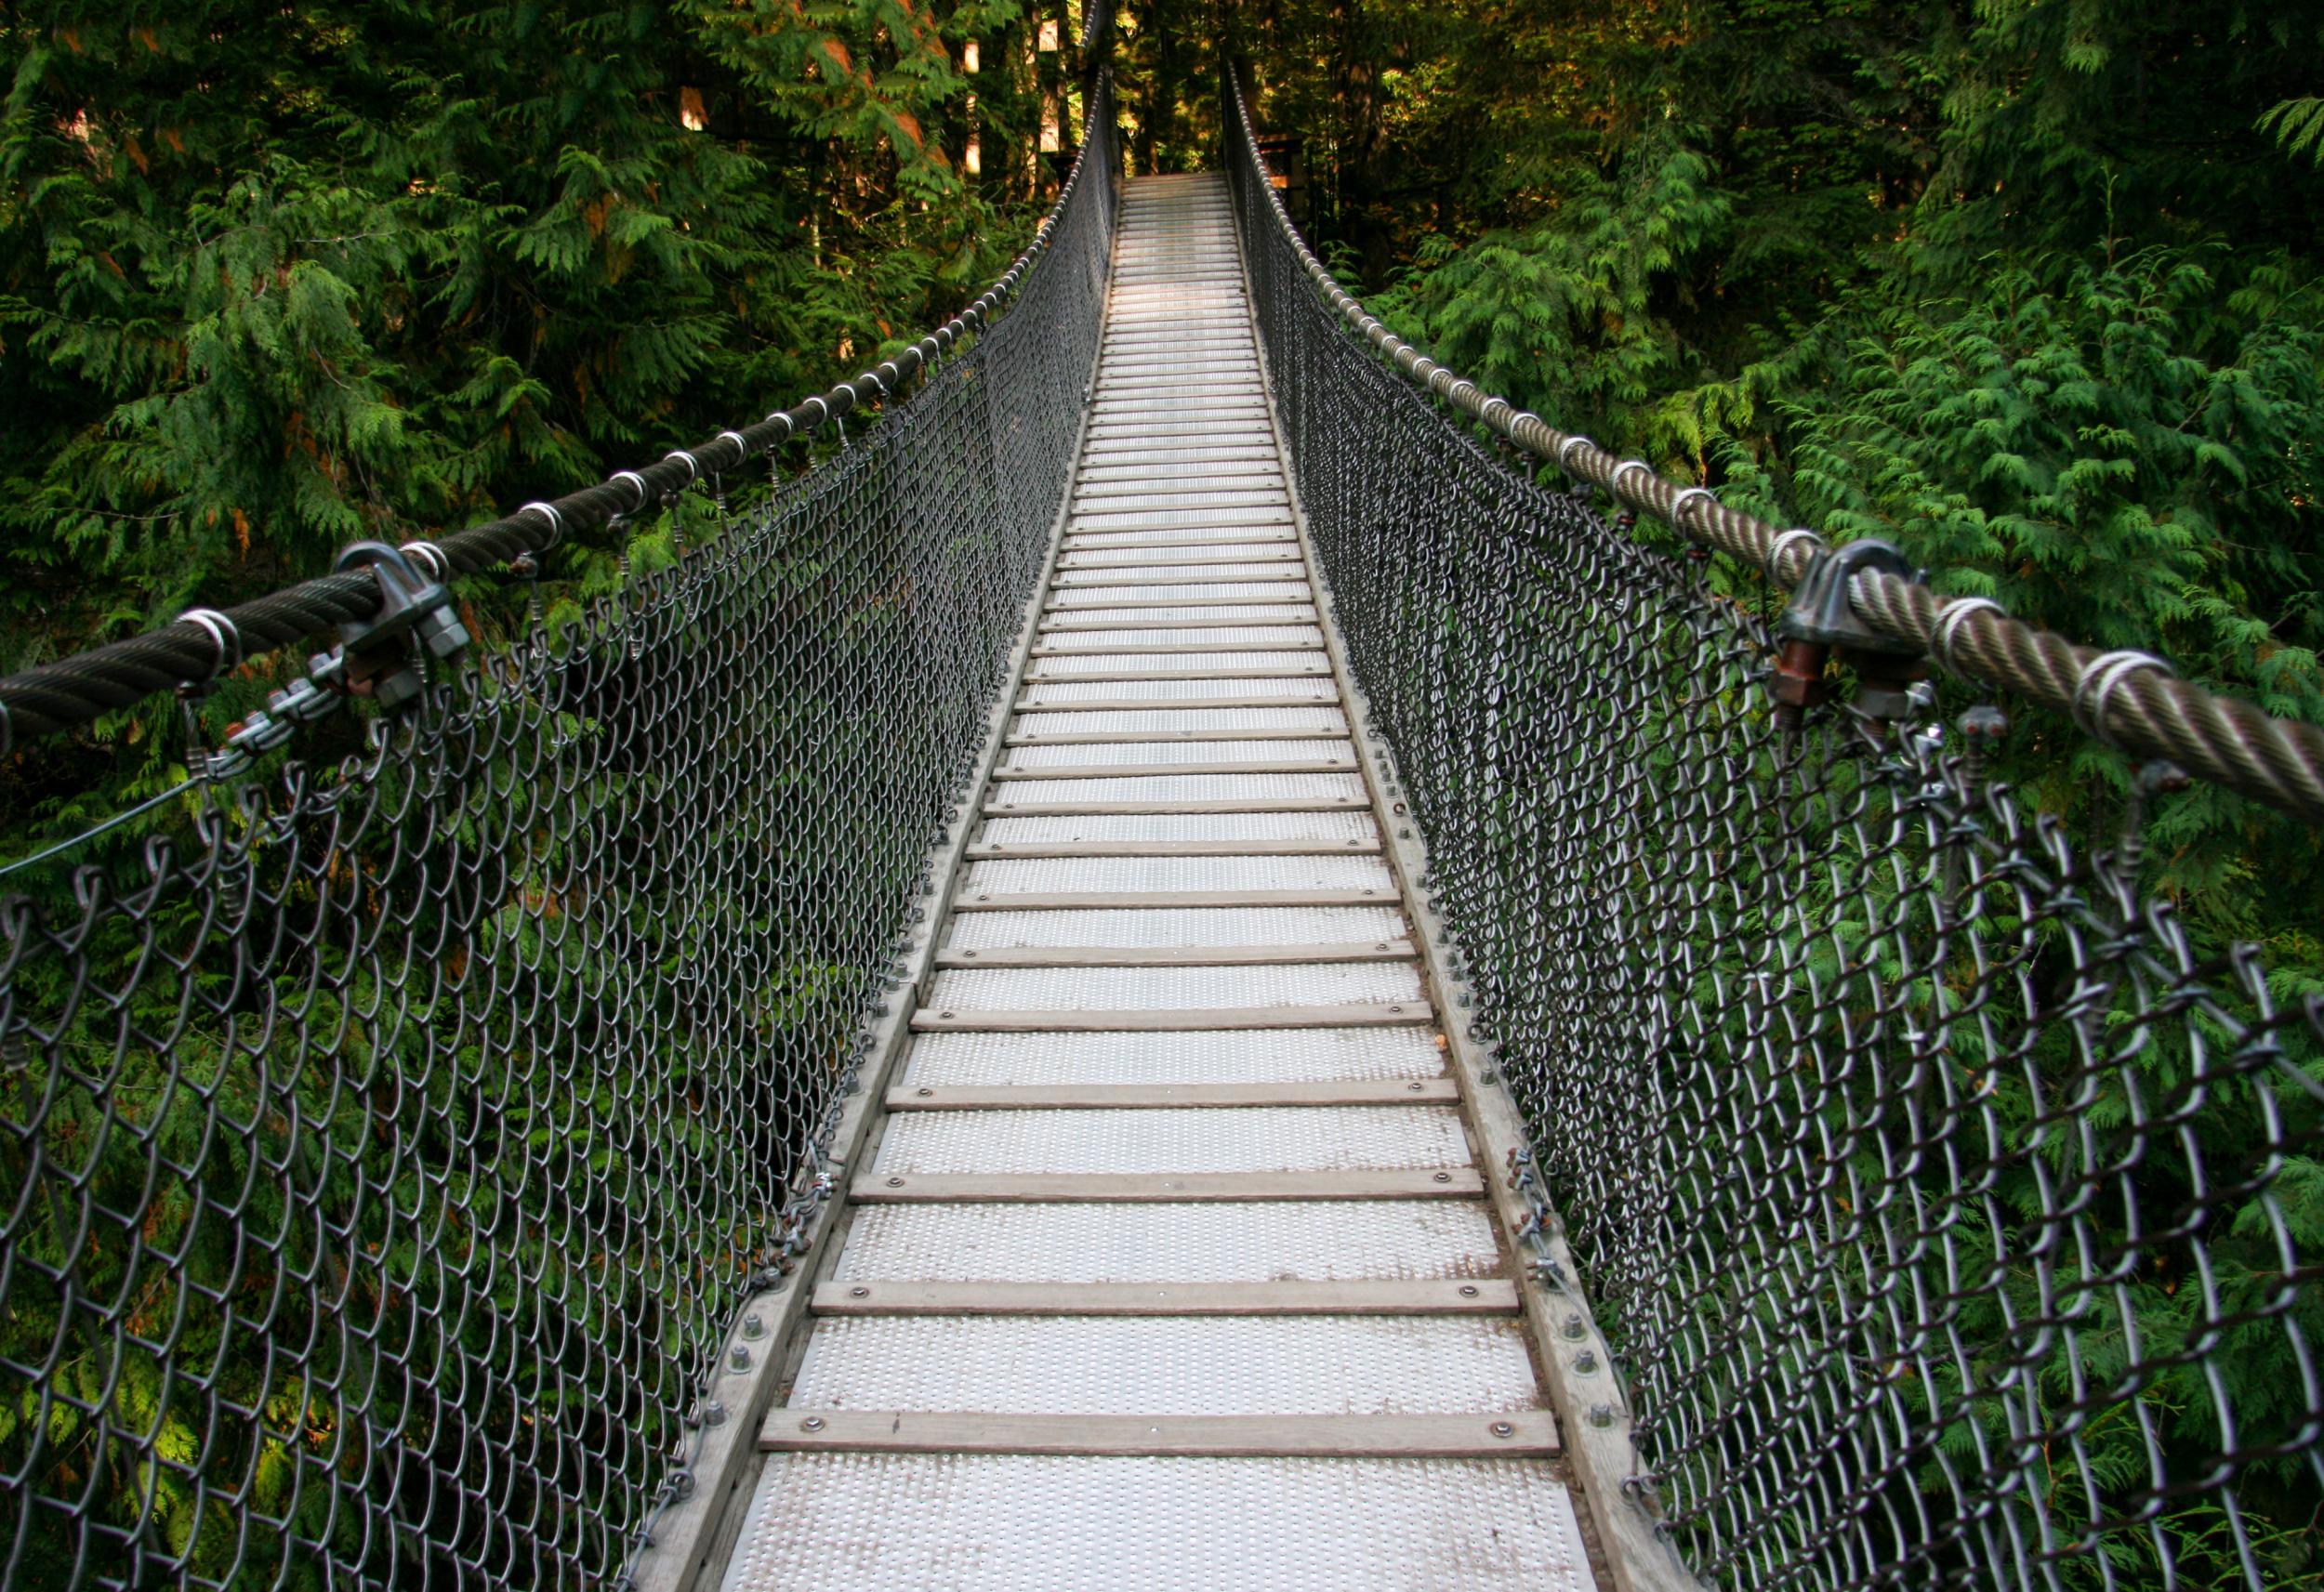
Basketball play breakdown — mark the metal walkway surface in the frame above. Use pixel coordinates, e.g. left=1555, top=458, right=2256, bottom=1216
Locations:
left=720, top=174, right=1599, bottom=1591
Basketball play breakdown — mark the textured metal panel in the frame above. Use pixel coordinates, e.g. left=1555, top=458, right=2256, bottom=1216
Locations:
left=1050, top=583, right=1311, bottom=604
left=903, top=1026, right=1441, bottom=1085
left=1037, top=625, right=1327, bottom=651
left=959, top=856, right=1395, bottom=898
left=721, top=1454, right=1592, bottom=1592
left=788, top=1315, right=1535, bottom=1415
left=986, top=772, right=1367, bottom=805
left=1064, top=544, right=1301, bottom=562
left=1006, top=707, right=1348, bottom=736
left=1019, top=676, right=1338, bottom=703
left=871, top=1105, right=1468, bottom=1177
left=981, top=809, right=1372, bottom=844
left=1044, top=604, right=1318, bottom=626
left=835, top=1200, right=1496, bottom=1282
left=1000, top=738, right=1355, bottom=770
left=1026, top=650, right=1328, bottom=675
left=927, top=960, right=1422, bottom=1011
left=944, top=904, right=1408, bottom=950
left=1075, top=445, right=1279, bottom=466
left=1064, top=583, right=1320, bottom=609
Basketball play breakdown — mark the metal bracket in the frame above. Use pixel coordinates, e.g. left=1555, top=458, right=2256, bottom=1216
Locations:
left=1770, top=539, right=1926, bottom=730
left=327, top=541, right=472, bottom=712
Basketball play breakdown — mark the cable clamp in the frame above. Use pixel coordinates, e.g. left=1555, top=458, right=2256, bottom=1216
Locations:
left=518, top=501, right=566, bottom=550
left=326, top=541, right=472, bottom=712
left=1932, top=596, right=2005, bottom=679
left=177, top=608, right=244, bottom=691
left=1772, top=539, right=1924, bottom=729
left=1666, top=487, right=1717, bottom=532
left=1763, top=528, right=1824, bottom=585
left=608, top=470, right=650, bottom=516
left=2071, top=650, right=2176, bottom=744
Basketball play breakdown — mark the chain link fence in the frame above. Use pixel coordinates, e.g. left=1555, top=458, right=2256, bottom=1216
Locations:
left=0, top=85, right=1116, bottom=1592
left=1229, top=80, right=2322, bottom=1592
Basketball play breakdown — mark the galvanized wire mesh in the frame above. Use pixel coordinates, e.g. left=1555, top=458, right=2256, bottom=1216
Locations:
left=0, top=106, right=1115, bottom=1592
left=1228, top=103, right=2324, bottom=1592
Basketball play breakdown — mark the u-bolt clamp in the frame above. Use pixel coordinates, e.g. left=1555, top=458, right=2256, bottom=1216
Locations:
left=329, top=540, right=472, bottom=712
left=1770, top=539, right=1926, bottom=732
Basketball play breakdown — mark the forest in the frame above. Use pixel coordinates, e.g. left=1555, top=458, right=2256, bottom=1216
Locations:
left=0, top=2, right=2319, bottom=1587
left=5, top=0, right=2322, bottom=954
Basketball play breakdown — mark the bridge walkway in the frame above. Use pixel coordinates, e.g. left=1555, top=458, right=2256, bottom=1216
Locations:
left=716, top=173, right=1600, bottom=1591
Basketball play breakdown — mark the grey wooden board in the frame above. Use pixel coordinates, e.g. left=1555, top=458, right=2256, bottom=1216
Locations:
left=849, top=1168, right=1488, bottom=1202
left=882, top=1080, right=1457, bottom=1110
left=760, top=1410, right=1558, bottom=1457
left=813, top=1277, right=1515, bottom=1313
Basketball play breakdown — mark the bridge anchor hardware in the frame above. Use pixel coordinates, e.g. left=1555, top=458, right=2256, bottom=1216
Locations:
left=1770, top=539, right=1925, bottom=732
left=320, top=541, right=472, bottom=712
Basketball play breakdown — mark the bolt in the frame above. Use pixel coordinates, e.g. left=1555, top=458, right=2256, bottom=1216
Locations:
left=887, top=1177, right=906, bottom=1188
left=1459, top=1284, right=1479, bottom=1298
left=917, top=1087, right=934, bottom=1097
left=1490, top=1421, right=1515, bottom=1439
left=1407, top=1081, right=1424, bottom=1093
left=1433, top=1172, right=1453, bottom=1184
left=1575, top=1350, right=1599, bottom=1375
left=939, top=1010, right=956, bottom=1020
left=800, top=1416, right=825, bottom=1432
left=702, top=1400, right=728, bottom=1428
left=729, top=1346, right=751, bottom=1372
left=850, top=1286, right=870, bottom=1298
left=1562, top=1312, right=1586, bottom=1339
left=1590, top=1403, right=1615, bottom=1428
left=1479, top=1072, right=1498, bottom=1085
left=742, top=1312, right=766, bottom=1339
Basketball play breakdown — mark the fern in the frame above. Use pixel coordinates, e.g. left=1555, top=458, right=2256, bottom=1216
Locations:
left=2259, top=98, right=2324, bottom=165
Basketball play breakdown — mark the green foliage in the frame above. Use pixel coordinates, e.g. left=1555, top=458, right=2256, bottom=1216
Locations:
left=2263, top=98, right=2324, bottom=166
left=0, top=0, right=1055, bottom=856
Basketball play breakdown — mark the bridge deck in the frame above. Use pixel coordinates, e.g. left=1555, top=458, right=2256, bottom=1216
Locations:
left=719, top=174, right=1598, bottom=1591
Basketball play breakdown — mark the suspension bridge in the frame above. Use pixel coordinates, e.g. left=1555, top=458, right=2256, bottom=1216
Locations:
left=0, top=33, right=2318, bottom=1592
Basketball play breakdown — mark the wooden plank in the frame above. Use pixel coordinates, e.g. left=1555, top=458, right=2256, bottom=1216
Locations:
left=765, top=1409, right=1554, bottom=1457
left=1010, top=695, right=1342, bottom=713
left=989, top=759, right=1353, bottom=781
left=1060, top=572, right=1320, bottom=590
left=1034, top=651, right=1327, bottom=666
left=999, top=731, right=1348, bottom=748
left=934, top=939, right=1414, bottom=967
left=1046, top=590, right=1320, bottom=604
left=948, top=888, right=1390, bottom=909
left=1039, top=614, right=1317, bottom=631
left=1064, top=530, right=1301, bottom=548
left=1060, top=553, right=1301, bottom=564
left=849, top=1167, right=1487, bottom=1204
left=908, top=1002, right=1433, bottom=1033
left=982, top=797, right=1365, bottom=816
left=811, top=1278, right=1514, bottom=1316
left=883, top=1080, right=1458, bottom=1110
left=1022, top=668, right=1336, bottom=684
left=964, top=837, right=1373, bottom=857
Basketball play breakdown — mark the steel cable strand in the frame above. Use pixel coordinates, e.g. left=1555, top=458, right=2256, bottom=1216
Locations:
left=1221, top=74, right=2324, bottom=825
left=0, top=76, right=1115, bottom=745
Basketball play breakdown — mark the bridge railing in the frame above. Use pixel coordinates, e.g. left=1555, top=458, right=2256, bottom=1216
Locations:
left=0, top=73, right=1116, bottom=1592
left=1227, top=74, right=2322, bottom=1592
